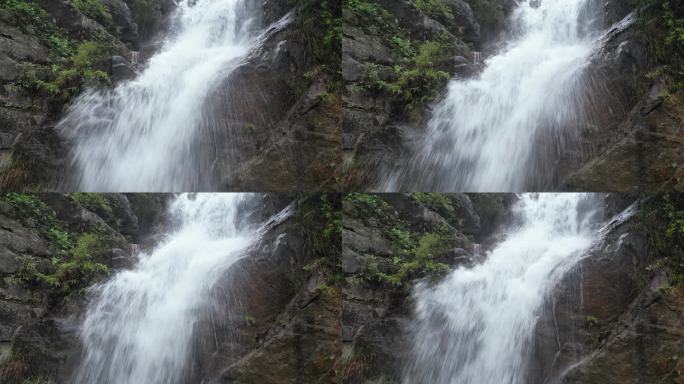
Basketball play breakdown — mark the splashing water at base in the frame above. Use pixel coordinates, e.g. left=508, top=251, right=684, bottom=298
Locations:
left=387, top=0, right=600, bottom=191
left=74, top=194, right=255, bottom=384
left=58, top=0, right=256, bottom=191
left=404, top=194, right=603, bottom=384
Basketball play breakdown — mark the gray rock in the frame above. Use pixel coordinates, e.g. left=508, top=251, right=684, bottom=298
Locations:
left=342, top=55, right=363, bottom=82
left=102, top=0, right=139, bottom=45
left=343, top=26, right=394, bottom=64
left=110, top=55, right=137, bottom=83
left=442, top=0, right=481, bottom=42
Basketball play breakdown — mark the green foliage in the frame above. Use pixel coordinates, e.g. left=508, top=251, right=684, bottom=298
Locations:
left=413, top=0, right=455, bottom=28
left=639, top=193, right=684, bottom=285
left=1, top=194, right=112, bottom=296
left=413, top=232, right=454, bottom=260
left=586, top=315, right=599, bottom=325
left=389, top=226, right=415, bottom=251
left=1, top=1, right=113, bottom=101
left=0, top=194, right=72, bottom=252
left=293, top=194, right=341, bottom=288
left=295, top=0, right=341, bottom=91
left=71, top=193, right=113, bottom=216
left=633, top=0, right=684, bottom=88
left=72, top=0, right=113, bottom=26
left=361, top=231, right=453, bottom=288
left=321, top=194, right=342, bottom=239
left=362, top=38, right=454, bottom=119
left=412, top=192, right=456, bottom=219
left=17, top=232, right=110, bottom=295
left=0, top=0, right=73, bottom=58
left=18, top=40, right=112, bottom=100
left=344, top=193, right=391, bottom=218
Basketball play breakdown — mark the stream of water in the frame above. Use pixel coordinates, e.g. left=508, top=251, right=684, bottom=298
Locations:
left=404, top=194, right=603, bottom=384
left=74, top=194, right=255, bottom=383
left=386, top=0, right=601, bottom=191
left=58, top=0, right=256, bottom=191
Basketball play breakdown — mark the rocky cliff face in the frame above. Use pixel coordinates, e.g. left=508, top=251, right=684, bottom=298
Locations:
left=561, top=0, right=684, bottom=191
left=0, top=193, right=342, bottom=384
left=207, top=0, right=342, bottom=191
left=532, top=193, right=684, bottom=383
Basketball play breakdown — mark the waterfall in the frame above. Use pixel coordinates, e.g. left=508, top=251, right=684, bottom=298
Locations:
left=74, top=194, right=257, bottom=384
left=403, top=194, right=603, bottom=384
left=58, top=0, right=257, bottom=192
left=387, top=0, right=601, bottom=191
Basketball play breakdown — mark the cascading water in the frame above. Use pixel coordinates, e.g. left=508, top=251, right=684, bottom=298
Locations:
left=74, top=194, right=256, bottom=384
left=58, top=0, right=257, bottom=191
left=403, top=194, right=603, bottom=384
left=386, top=0, right=601, bottom=191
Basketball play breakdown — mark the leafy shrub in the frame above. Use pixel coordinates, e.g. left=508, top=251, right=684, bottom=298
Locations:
left=344, top=193, right=391, bottom=218
left=0, top=0, right=72, bottom=58
left=17, top=232, right=110, bottom=295
left=72, top=193, right=113, bottom=216
left=0, top=194, right=72, bottom=252
left=18, top=40, right=111, bottom=100
left=72, top=0, right=113, bottom=26
left=413, top=0, right=455, bottom=28
left=640, top=193, right=684, bottom=285
left=633, top=0, right=684, bottom=89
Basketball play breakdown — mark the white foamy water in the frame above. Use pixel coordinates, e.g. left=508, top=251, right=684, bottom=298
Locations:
left=387, top=0, right=600, bottom=191
left=74, top=194, right=255, bottom=384
left=404, top=194, right=603, bottom=384
left=58, top=0, right=256, bottom=191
